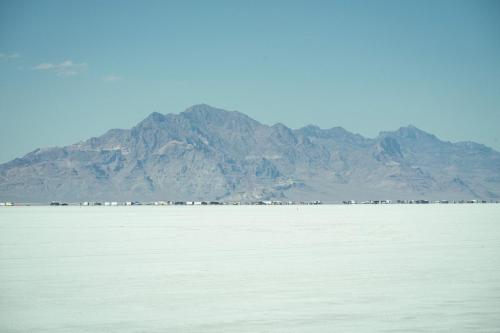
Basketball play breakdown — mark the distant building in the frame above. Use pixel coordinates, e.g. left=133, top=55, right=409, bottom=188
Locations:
left=415, top=200, right=429, bottom=204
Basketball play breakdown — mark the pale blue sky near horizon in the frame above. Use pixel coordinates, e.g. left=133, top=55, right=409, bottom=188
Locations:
left=0, top=0, right=499, bottom=163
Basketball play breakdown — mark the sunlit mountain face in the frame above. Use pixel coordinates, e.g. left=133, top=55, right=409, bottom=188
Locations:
left=1, top=104, right=499, bottom=202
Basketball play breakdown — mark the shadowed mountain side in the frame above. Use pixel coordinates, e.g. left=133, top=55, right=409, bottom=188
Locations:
left=1, top=104, right=499, bottom=202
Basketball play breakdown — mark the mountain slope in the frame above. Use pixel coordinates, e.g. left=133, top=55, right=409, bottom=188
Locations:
left=1, top=104, right=499, bottom=202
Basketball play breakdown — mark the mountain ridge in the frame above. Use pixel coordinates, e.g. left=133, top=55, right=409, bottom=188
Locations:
left=1, top=104, right=499, bottom=202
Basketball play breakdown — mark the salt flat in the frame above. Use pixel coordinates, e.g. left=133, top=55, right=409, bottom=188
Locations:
left=1, top=205, right=499, bottom=332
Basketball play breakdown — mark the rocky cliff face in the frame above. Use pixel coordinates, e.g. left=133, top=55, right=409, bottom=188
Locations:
left=1, top=104, right=499, bottom=202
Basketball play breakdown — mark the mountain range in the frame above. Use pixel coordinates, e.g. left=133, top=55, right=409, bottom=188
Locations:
left=1, top=104, right=499, bottom=202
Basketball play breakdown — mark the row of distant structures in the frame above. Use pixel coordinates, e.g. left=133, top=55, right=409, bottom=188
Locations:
left=0, top=199, right=497, bottom=206
left=341, top=199, right=494, bottom=204
left=52, top=200, right=323, bottom=206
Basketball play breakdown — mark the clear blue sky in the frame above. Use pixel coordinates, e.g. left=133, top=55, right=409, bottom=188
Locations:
left=1, top=0, right=499, bottom=163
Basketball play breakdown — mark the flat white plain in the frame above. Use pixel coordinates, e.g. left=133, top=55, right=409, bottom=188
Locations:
left=1, top=205, right=499, bottom=332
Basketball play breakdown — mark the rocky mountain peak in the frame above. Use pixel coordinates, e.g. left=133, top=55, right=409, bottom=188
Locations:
left=394, top=125, right=436, bottom=140
left=138, top=111, right=167, bottom=127
left=1, top=105, right=499, bottom=202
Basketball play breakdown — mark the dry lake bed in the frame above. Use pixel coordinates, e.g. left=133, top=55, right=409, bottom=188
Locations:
left=1, top=205, right=499, bottom=332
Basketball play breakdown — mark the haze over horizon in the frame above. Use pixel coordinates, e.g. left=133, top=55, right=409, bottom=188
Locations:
left=1, top=0, right=500, bottom=163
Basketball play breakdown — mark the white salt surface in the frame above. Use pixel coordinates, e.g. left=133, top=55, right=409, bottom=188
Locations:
left=0, top=205, right=499, bottom=332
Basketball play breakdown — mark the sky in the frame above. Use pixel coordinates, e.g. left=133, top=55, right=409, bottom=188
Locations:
left=0, top=0, right=499, bottom=163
